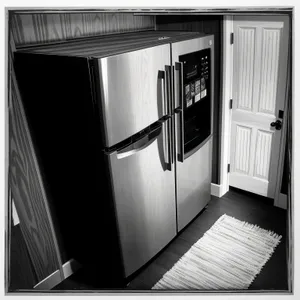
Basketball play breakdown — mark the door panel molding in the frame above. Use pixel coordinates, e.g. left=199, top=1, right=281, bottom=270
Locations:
left=259, top=28, right=281, bottom=115
left=235, top=26, right=256, bottom=112
left=253, top=130, right=273, bottom=180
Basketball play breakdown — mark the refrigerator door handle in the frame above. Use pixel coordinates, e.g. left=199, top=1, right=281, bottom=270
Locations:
left=165, top=65, right=172, bottom=116
left=168, top=118, right=174, bottom=165
left=116, top=127, right=161, bottom=159
left=175, top=62, right=184, bottom=162
left=172, top=65, right=175, bottom=113
left=175, top=108, right=184, bottom=163
left=159, top=70, right=167, bottom=116
left=175, top=62, right=184, bottom=110
left=162, top=120, right=172, bottom=171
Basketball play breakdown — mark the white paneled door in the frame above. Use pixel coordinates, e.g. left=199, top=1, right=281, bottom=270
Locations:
left=229, top=16, right=289, bottom=198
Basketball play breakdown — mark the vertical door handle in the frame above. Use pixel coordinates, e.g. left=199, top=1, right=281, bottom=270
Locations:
left=159, top=70, right=167, bottom=116
left=171, top=65, right=175, bottom=113
left=162, top=118, right=172, bottom=171
left=175, top=62, right=184, bottom=162
left=167, top=117, right=173, bottom=166
left=175, top=62, right=184, bottom=110
left=175, top=108, right=184, bottom=163
left=165, top=65, right=172, bottom=116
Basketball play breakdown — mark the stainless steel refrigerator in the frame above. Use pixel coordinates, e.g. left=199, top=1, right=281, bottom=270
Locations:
left=15, top=31, right=214, bottom=280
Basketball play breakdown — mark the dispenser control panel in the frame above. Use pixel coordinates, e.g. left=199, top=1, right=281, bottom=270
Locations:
left=180, top=48, right=211, bottom=109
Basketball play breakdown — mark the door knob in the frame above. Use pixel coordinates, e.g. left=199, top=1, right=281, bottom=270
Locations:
left=270, top=120, right=282, bottom=130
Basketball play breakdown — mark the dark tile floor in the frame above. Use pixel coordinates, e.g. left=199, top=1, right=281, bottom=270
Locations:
left=53, top=187, right=288, bottom=291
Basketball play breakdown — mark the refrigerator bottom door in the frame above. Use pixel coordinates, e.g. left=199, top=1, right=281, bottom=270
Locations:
left=107, top=129, right=176, bottom=277
left=176, top=138, right=212, bottom=232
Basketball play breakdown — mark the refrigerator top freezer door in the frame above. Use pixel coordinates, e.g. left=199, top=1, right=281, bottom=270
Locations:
left=107, top=118, right=176, bottom=277
left=96, top=44, right=171, bottom=148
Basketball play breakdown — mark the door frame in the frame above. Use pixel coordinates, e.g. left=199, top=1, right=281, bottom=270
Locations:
left=219, top=15, right=290, bottom=208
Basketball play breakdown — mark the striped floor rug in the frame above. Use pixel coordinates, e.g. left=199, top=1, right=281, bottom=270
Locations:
left=152, top=214, right=282, bottom=290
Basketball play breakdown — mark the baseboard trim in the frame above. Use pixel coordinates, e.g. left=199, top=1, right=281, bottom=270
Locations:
left=33, top=269, right=61, bottom=290
left=62, top=258, right=81, bottom=279
left=34, top=259, right=81, bottom=290
left=211, top=183, right=222, bottom=198
left=275, top=193, right=287, bottom=210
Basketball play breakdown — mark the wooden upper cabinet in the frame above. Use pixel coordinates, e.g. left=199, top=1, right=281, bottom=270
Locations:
left=10, top=13, right=155, bottom=46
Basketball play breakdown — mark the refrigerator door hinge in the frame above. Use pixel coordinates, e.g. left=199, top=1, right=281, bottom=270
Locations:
left=227, top=164, right=230, bottom=173
left=229, top=99, right=233, bottom=109
left=230, top=32, right=234, bottom=44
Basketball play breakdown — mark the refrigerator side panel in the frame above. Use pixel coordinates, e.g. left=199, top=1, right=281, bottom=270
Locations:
left=96, top=44, right=171, bottom=148
left=176, top=139, right=212, bottom=232
left=13, top=53, right=124, bottom=276
left=107, top=121, right=176, bottom=277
